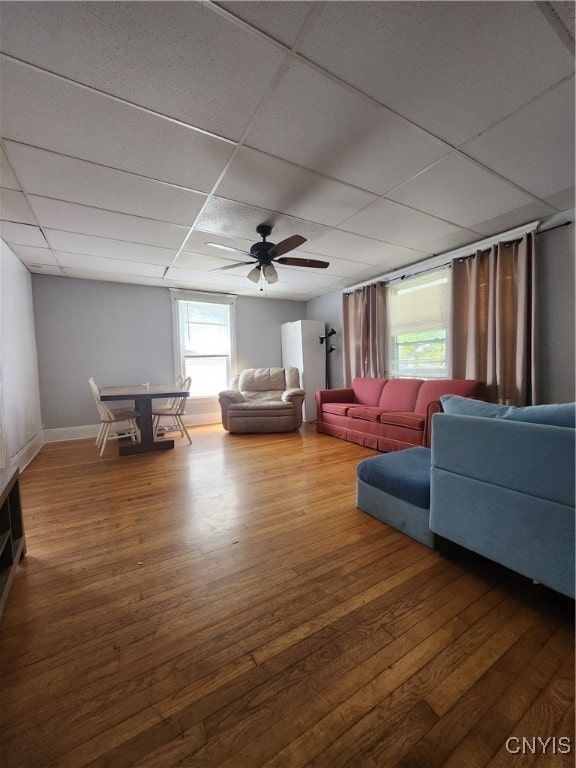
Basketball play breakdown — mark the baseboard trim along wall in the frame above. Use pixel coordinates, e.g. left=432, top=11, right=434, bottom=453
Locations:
left=43, top=412, right=221, bottom=443
left=10, top=430, right=45, bottom=471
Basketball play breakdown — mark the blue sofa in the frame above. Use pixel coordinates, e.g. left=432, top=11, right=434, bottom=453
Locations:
left=429, top=403, right=575, bottom=599
left=357, top=398, right=575, bottom=598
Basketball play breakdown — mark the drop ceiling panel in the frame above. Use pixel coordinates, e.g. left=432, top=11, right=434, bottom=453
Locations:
left=341, top=198, right=466, bottom=250
left=194, top=197, right=331, bottom=243
left=4, top=142, right=208, bottom=226
left=470, top=201, right=556, bottom=237
left=216, top=147, right=377, bottom=226
left=460, top=77, right=576, bottom=201
left=59, top=268, right=166, bottom=288
left=27, top=264, right=63, bottom=277
left=301, top=229, right=424, bottom=266
left=28, top=197, right=189, bottom=250
left=53, top=251, right=166, bottom=279
left=545, top=185, right=575, bottom=211
left=0, top=188, right=38, bottom=225
left=1, top=2, right=288, bottom=141
left=1, top=221, right=48, bottom=247
left=43, top=230, right=177, bottom=266
left=165, top=265, right=254, bottom=289
left=0, top=147, right=20, bottom=190
left=9, top=244, right=59, bottom=266
left=244, top=61, right=448, bottom=195
left=0, top=2, right=573, bottom=302
left=416, top=229, right=487, bottom=259
left=0, top=59, right=235, bottom=191
left=387, top=153, right=539, bottom=229
left=296, top=1, right=574, bottom=145
left=216, top=2, right=314, bottom=47
left=300, top=254, right=388, bottom=279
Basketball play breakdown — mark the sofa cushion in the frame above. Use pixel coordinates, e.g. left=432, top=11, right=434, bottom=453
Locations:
left=414, top=379, right=487, bottom=413
left=378, top=412, right=425, bottom=430
left=378, top=379, right=423, bottom=411
left=352, top=377, right=387, bottom=405
left=440, top=395, right=576, bottom=428
left=323, top=403, right=356, bottom=417
left=239, top=367, right=287, bottom=392
left=348, top=407, right=385, bottom=422
left=357, top=447, right=431, bottom=509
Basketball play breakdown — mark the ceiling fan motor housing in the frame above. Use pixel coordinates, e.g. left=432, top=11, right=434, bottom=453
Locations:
left=250, top=241, right=275, bottom=260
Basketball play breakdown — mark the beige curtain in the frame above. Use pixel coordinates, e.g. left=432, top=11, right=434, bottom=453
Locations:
left=342, top=283, right=387, bottom=385
left=451, top=231, right=538, bottom=405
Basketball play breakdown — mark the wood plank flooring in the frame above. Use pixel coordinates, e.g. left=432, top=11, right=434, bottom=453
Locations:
left=0, top=424, right=573, bottom=767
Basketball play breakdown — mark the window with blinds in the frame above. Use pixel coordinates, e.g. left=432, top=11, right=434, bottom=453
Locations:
left=386, top=267, right=451, bottom=379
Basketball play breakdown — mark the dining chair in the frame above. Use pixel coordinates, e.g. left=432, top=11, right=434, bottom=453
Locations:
left=88, top=377, right=141, bottom=457
left=152, top=376, right=192, bottom=445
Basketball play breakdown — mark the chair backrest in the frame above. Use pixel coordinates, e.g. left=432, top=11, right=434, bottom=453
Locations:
left=171, top=376, right=191, bottom=414
left=88, top=377, right=114, bottom=421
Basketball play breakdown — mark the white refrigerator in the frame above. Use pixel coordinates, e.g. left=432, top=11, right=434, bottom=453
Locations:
left=281, top=320, right=326, bottom=422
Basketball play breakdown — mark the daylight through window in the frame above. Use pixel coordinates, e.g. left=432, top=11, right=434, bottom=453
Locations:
left=172, top=292, right=235, bottom=397
left=386, top=267, right=451, bottom=379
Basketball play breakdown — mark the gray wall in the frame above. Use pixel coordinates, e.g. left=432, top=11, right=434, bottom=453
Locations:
left=236, top=295, right=306, bottom=370
left=32, top=275, right=307, bottom=429
left=537, top=217, right=575, bottom=403
left=306, top=291, right=345, bottom=389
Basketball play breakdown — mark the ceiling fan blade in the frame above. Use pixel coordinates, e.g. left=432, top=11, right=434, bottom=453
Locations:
left=205, top=242, right=251, bottom=257
left=275, top=256, right=330, bottom=269
left=212, top=261, right=254, bottom=272
left=268, top=235, right=307, bottom=258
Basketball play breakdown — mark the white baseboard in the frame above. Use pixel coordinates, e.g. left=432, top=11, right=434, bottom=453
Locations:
left=44, top=424, right=101, bottom=443
left=9, top=430, right=45, bottom=470
left=44, top=413, right=221, bottom=444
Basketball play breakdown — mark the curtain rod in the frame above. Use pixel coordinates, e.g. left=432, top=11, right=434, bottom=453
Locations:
left=345, top=220, right=573, bottom=292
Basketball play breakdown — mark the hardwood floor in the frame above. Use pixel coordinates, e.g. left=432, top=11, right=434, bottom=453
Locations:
left=0, top=424, right=573, bottom=767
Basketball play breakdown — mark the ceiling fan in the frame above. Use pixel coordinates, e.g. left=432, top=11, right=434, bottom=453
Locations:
left=205, top=224, right=329, bottom=285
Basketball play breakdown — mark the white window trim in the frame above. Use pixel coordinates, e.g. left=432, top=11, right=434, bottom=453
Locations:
left=170, top=289, right=237, bottom=399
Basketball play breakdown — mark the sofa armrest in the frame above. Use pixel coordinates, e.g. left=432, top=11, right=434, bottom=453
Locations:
left=423, top=400, right=443, bottom=447
left=315, top=387, right=354, bottom=406
left=431, top=413, right=575, bottom=505
left=430, top=413, right=575, bottom=597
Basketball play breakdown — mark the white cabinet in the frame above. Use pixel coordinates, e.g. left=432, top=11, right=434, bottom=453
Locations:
left=281, top=320, right=326, bottom=422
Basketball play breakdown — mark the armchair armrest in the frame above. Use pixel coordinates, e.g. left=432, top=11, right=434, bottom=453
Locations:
left=218, top=389, right=245, bottom=404
left=282, top=387, right=306, bottom=403
left=218, top=389, right=245, bottom=431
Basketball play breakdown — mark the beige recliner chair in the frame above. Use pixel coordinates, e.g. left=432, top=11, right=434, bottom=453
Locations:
left=218, top=367, right=306, bottom=433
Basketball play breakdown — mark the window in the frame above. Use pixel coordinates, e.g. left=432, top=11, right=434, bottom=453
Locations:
left=171, top=291, right=236, bottom=398
left=386, top=267, right=450, bottom=379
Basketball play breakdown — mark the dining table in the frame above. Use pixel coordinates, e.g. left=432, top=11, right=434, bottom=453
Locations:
left=99, top=384, right=189, bottom=455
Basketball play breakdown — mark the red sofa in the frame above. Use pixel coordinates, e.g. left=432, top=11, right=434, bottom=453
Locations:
left=315, top=378, right=487, bottom=452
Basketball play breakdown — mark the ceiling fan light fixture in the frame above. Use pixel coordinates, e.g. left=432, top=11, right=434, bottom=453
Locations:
left=247, top=266, right=261, bottom=283
left=263, top=264, right=278, bottom=284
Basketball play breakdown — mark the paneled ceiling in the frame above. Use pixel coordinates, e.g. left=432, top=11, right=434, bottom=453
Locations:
left=0, top=1, right=574, bottom=301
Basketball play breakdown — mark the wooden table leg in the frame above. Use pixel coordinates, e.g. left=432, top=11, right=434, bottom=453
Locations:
left=118, top=395, right=174, bottom=454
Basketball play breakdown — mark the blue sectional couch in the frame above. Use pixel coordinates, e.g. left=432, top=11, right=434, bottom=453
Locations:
left=357, top=398, right=575, bottom=598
